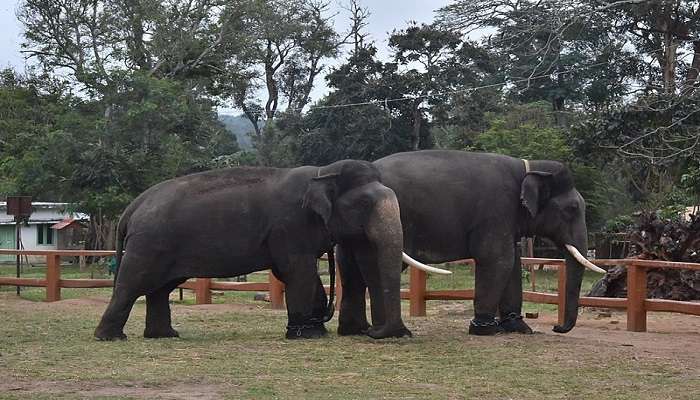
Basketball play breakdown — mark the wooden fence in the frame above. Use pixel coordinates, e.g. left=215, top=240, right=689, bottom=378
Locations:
left=1, top=249, right=698, bottom=333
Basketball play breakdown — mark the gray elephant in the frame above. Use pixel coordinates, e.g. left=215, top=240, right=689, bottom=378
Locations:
left=94, top=159, right=440, bottom=341
left=337, top=150, right=604, bottom=336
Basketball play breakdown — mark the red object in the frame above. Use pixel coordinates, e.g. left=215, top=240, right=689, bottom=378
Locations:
left=51, top=218, right=79, bottom=230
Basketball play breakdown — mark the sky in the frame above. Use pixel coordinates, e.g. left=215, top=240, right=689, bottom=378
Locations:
left=0, top=0, right=452, bottom=107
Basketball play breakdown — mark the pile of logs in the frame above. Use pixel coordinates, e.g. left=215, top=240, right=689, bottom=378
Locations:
left=589, top=212, right=700, bottom=301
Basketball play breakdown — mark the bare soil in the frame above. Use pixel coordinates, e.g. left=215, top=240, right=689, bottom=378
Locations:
left=2, top=294, right=698, bottom=399
left=0, top=380, right=236, bottom=400
left=416, top=300, right=700, bottom=367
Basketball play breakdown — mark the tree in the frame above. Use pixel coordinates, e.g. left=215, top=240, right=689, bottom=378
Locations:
left=18, top=0, right=247, bottom=248
left=222, top=0, right=350, bottom=165
left=294, top=46, right=414, bottom=164
left=19, top=0, right=248, bottom=90
left=437, top=0, right=638, bottom=116
left=387, top=23, right=495, bottom=149
left=0, top=67, right=238, bottom=249
left=473, top=102, right=573, bottom=161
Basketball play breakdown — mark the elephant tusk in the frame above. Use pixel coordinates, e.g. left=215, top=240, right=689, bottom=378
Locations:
left=402, top=252, right=452, bottom=275
left=565, top=244, right=606, bottom=274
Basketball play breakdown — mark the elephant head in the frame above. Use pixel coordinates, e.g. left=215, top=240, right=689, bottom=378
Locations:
left=302, top=160, right=437, bottom=338
left=521, top=161, right=605, bottom=333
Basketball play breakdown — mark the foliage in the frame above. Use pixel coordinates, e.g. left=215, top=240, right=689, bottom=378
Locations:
left=222, top=0, right=348, bottom=165
left=9, top=0, right=700, bottom=242
left=602, top=214, right=635, bottom=234
left=387, top=23, right=496, bottom=149
left=0, top=69, right=238, bottom=247
left=471, top=102, right=573, bottom=161
left=436, top=0, right=638, bottom=113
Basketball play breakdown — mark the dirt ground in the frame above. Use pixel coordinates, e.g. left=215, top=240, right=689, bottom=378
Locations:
left=6, top=295, right=700, bottom=365
left=1, top=294, right=699, bottom=399
left=424, top=300, right=700, bottom=365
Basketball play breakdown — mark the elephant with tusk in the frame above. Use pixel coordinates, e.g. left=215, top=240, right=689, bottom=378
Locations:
left=337, top=150, right=603, bottom=336
left=94, top=159, right=442, bottom=341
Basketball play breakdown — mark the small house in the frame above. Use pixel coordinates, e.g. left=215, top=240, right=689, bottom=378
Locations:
left=0, top=202, right=89, bottom=262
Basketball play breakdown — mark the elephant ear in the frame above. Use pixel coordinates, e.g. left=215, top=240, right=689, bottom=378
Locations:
left=520, top=171, right=553, bottom=218
left=302, top=173, right=339, bottom=226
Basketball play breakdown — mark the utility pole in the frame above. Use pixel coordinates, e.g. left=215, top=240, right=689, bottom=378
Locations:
left=6, top=196, right=32, bottom=296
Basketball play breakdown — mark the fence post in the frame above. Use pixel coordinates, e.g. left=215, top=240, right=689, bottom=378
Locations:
left=195, top=278, right=212, bottom=305
left=46, top=253, right=61, bottom=302
left=409, top=266, right=427, bottom=317
left=626, top=263, right=647, bottom=332
left=557, top=265, right=566, bottom=326
left=269, top=271, right=285, bottom=309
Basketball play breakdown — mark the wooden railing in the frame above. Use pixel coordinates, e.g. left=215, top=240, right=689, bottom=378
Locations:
left=0, top=249, right=326, bottom=310
left=1, top=249, right=698, bottom=332
left=408, top=257, right=700, bottom=332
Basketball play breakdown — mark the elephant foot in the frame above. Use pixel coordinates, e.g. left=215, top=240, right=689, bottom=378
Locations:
left=499, top=313, right=534, bottom=334
left=144, top=327, right=180, bottom=339
left=337, top=321, right=370, bottom=336
left=552, top=323, right=574, bottom=334
left=366, top=323, right=412, bottom=339
left=94, top=327, right=128, bottom=341
left=468, top=318, right=505, bottom=336
left=285, top=323, right=328, bottom=339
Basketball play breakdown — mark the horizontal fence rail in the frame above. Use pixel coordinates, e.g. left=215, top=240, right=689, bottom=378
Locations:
left=0, top=249, right=698, bottom=332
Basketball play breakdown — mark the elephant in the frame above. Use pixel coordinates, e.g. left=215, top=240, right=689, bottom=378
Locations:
left=336, top=150, right=604, bottom=336
left=94, top=159, right=443, bottom=341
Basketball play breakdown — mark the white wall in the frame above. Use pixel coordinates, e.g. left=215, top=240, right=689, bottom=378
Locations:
left=18, top=224, right=57, bottom=251
left=0, top=202, right=88, bottom=252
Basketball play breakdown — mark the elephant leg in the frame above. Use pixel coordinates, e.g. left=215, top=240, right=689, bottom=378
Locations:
left=144, top=278, right=187, bottom=339
left=336, top=244, right=370, bottom=336
left=94, top=253, right=164, bottom=341
left=94, top=280, right=142, bottom=341
left=353, top=244, right=411, bottom=339
left=498, top=245, right=533, bottom=334
left=469, top=238, right=514, bottom=336
left=274, top=255, right=328, bottom=340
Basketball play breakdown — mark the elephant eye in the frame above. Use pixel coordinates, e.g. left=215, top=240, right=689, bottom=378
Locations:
left=563, top=204, right=579, bottom=217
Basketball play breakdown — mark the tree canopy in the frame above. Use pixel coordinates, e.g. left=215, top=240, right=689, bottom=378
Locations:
left=2, top=0, right=699, bottom=245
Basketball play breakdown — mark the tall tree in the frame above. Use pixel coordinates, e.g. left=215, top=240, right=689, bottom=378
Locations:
left=224, top=0, right=351, bottom=165
left=387, top=23, right=497, bottom=149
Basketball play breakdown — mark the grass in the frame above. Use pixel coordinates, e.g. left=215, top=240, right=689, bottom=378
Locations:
left=0, top=263, right=695, bottom=399
left=0, top=291, right=696, bottom=400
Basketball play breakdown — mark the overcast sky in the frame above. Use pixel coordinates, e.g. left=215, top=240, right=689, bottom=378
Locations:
left=0, top=0, right=451, bottom=106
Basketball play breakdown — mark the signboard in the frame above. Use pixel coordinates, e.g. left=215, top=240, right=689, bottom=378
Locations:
left=6, top=196, right=32, bottom=218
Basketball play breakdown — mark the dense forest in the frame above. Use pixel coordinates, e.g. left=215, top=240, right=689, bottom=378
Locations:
left=1, top=0, right=699, bottom=249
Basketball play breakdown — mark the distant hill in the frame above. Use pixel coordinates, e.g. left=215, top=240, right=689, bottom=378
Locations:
left=218, top=114, right=263, bottom=150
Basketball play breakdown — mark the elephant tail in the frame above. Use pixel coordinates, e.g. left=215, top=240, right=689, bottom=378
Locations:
left=323, top=246, right=336, bottom=323
left=113, top=208, right=131, bottom=282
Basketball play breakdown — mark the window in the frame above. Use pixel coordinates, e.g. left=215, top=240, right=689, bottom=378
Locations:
left=37, top=224, right=54, bottom=245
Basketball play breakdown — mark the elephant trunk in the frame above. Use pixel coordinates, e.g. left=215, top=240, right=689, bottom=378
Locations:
left=552, top=235, right=588, bottom=334
left=365, top=190, right=410, bottom=339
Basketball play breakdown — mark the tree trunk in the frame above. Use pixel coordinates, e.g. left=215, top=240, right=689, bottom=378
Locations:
left=590, top=212, right=700, bottom=301
left=86, top=211, right=117, bottom=251
left=682, top=41, right=700, bottom=94
left=663, top=31, right=677, bottom=94
left=411, top=100, right=422, bottom=150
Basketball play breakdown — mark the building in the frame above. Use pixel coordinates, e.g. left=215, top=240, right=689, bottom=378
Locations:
left=0, top=202, right=89, bottom=262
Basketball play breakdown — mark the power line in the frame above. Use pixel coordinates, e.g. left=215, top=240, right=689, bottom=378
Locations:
left=295, top=59, right=613, bottom=112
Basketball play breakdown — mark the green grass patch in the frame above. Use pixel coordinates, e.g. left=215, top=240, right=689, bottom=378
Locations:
left=0, top=292, right=694, bottom=400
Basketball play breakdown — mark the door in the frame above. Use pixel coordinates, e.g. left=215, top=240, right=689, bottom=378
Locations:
left=0, top=225, right=16, bottom=262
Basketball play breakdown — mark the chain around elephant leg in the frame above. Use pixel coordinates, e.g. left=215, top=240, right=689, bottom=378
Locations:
left=499, top=312, right=534, bottom=334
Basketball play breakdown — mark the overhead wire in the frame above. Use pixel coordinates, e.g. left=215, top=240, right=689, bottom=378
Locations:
left=293, top=58, right=613, bottom=113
